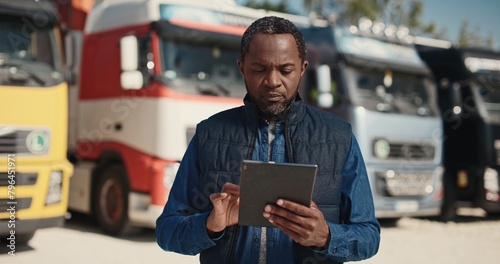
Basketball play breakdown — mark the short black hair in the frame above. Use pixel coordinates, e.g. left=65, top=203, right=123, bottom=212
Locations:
left=240, top=16, right=306, bottom=62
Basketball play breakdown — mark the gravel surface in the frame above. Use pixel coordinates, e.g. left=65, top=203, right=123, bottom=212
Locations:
left=1, top=208, right=499, bottom=264
left=365, top=208, right=500, bottom=264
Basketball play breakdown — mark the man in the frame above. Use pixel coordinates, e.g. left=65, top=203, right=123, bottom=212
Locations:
left=156, top=16, right=380, bottom=263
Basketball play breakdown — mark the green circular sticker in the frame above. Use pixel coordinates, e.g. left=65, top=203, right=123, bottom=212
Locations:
left=26, top=130, right=49, bottom=155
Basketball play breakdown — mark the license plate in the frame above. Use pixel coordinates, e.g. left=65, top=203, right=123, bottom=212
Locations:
left=395, top=200, right=419, bottom=212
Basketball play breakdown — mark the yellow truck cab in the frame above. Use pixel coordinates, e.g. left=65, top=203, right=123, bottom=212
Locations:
left=0, top=0, right=73, bottom=247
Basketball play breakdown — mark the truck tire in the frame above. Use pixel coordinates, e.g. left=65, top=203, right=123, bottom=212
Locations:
left=93, top=164, right=134, bottom=236
left=440, top=170, right=457, bottom=222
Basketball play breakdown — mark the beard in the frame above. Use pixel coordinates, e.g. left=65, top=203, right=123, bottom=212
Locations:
left=246, top=82, right=298, bottom=117
left=255, top=96, right=294, bottom=116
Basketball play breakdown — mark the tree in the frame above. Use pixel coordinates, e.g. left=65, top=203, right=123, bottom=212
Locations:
left=401, top=0, right=447, bottom=39
left=337, top=0, right=382, bottom=24
left=457, top=21, right=494, bottom=49
left=303, top=0, right=337, bottom=20
left=241, top=0, right=434, bottom=35
left=238, top=0, right=494, bottom=49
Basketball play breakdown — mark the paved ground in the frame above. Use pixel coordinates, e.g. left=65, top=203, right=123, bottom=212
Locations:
left=364, top=209, right=500, bottom=264
left=1, top=208, right=499, bottom=264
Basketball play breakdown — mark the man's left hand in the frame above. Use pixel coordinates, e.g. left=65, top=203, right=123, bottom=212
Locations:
left=263, top=200, right=330, bottom=248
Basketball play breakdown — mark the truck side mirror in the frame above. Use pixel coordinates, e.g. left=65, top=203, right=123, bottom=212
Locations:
left=64, top=31, right=83, bottom=85
left=316, top=64, right=334, bottom=108
left=120, top=35, right=143, bottom=90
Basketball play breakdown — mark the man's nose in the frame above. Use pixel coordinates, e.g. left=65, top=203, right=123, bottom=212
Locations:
left=263, top=70, right=282, bottom=89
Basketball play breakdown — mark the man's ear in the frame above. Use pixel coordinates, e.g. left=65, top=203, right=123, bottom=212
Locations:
left=301, top=60, right=309, bottom=76
left=237, top=59, right=244, bottom=76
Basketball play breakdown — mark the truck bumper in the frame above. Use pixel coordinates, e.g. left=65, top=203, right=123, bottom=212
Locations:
left=128, top=192, right=164, bottom=228
left=369, top=165, right=444, bottom=218
left=0, top=215, right=64, bottom=235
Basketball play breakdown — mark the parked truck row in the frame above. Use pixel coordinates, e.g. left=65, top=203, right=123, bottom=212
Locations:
left=300, top=18, right=444, bottom=220
left=1, top=0, right=499, bottom=243
left=416, top=42, right=500, bottom=219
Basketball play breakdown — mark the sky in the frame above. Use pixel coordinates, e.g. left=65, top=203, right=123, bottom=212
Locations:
left=236, top=0, right=500, bottom=51
left=421, top=0, right=500, bottom=50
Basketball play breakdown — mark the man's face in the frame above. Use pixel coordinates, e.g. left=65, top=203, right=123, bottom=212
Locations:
left=238, top=33, right=308, bottom=118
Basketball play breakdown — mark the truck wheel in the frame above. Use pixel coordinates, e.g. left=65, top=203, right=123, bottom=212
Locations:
left=439, top=169, right=457, bottom=223
left=440, top=171, right=457, bottom=222
left=94, top=164, right=133, bottom=236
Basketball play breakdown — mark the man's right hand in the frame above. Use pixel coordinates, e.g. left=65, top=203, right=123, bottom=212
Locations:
left=206, top=182, right=240, bottom=235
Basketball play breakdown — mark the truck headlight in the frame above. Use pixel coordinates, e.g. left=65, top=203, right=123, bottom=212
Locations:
left=484, top=168, right=499, bottom=192
left=46, top=171, right=63, bottom=205
left=485, top=168, right=500, bottom=201
left=374, top=139, right=390, bottom=159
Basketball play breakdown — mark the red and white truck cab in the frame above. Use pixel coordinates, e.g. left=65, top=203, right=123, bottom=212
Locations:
left=62, top=0, right=292, bottom=234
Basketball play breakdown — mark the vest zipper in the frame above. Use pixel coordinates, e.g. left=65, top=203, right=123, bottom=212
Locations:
left=227, top=115, right=257, bottom=264
left=285, top=113, right=293, bottom=163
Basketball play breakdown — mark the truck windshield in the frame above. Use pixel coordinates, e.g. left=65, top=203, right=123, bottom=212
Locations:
left=159, top=38, right=246, bottom=98
left=0, top=17, right=63, bottom=87
left=473, top=72, right=500, bottom=121
left=346, top=66, right=438, bottom=116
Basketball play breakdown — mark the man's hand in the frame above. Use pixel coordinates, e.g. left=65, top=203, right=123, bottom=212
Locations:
left=263, top=200, right=330, bottom=248
left=206, top=182, right=240, bottom=235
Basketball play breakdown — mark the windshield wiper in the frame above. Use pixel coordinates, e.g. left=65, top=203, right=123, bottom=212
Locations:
left=0, top=61, right=45, bottom=85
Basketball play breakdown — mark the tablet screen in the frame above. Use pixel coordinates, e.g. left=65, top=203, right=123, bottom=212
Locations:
left=238, top=160, right=318, bottom=227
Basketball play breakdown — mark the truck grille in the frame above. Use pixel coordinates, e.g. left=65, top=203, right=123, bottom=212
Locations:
left=0, top=198, right=32, bottom=212
left=376, top=170, right=434, bottom=197
left=373, top=139, right=435, bottom=161
left=0, top=172, right=38, bottom=186
left=389, top=143, right=434, bottom=160
left=0, top=130, right=30, bottom=154
left=0, top=127, right=49, bottom=155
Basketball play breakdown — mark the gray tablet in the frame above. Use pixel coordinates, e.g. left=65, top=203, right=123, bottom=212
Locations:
left=238, top=160, right=318, bottom=227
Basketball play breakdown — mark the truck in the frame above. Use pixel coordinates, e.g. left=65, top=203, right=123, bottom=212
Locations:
left=299, top=18, right=444, bottom=221
left=56, top=0, right=315, bottom=235
left=0, top=0, right=73, bottom=245
left=416, top=42, right=500, bottom=219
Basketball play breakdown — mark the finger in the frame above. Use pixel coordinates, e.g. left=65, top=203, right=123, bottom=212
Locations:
left=275, top=199, right=311, bottom=217
left=221, top=182, right=240, bottom=196
left=265, top=202, right=324, bottom=229
left=272, top=221, right=303, bottom=241
left=265, top=210, right=326, bottom=247
left=265, top=210, right=302, bottom=230
left=264, top=204, right=307, bottom=229
left=264, top=209, right=309, bottom=239
left=210, top=192, right=228, bottom=203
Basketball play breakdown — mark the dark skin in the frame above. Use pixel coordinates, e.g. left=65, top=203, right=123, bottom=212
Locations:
left=206, top=33, right=330, bottom=248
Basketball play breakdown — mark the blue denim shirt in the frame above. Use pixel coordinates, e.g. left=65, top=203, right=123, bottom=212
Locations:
left=156, top=118, right=380, bottom=263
